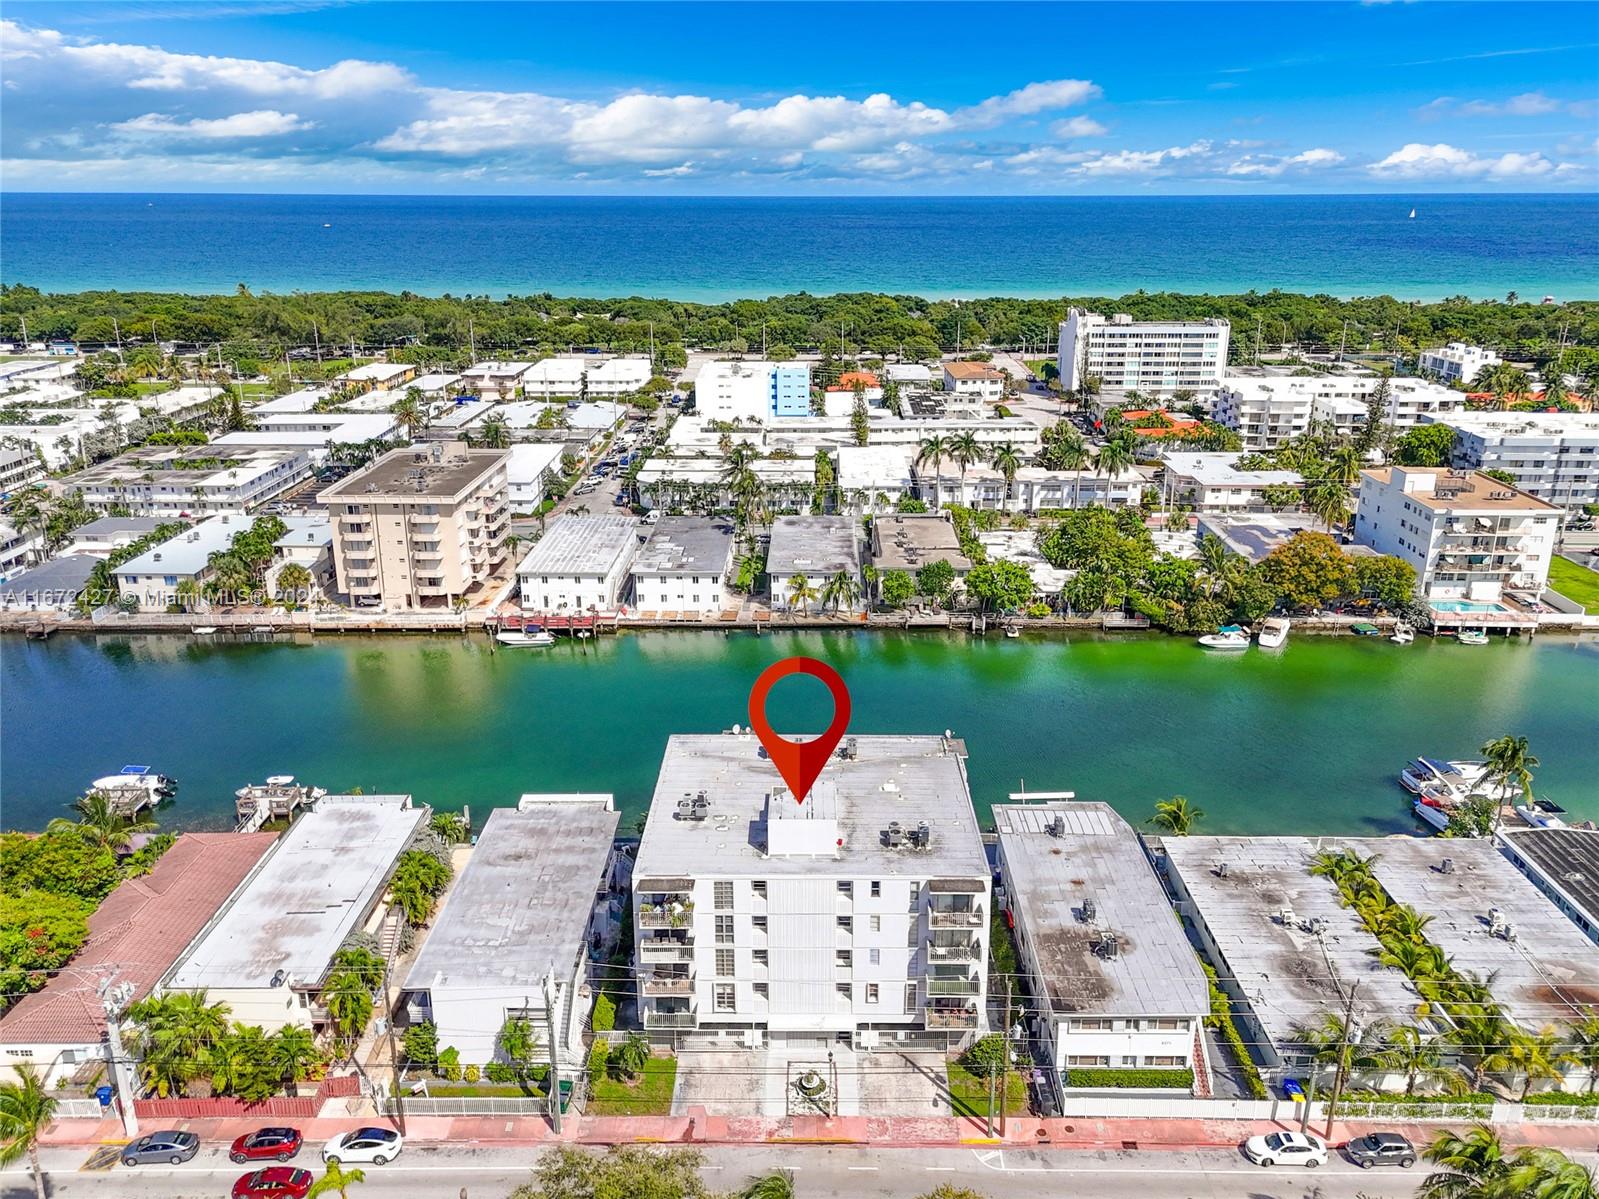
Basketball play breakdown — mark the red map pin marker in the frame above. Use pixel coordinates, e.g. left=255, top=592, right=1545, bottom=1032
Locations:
left=747, top=656, right=852, bottom=805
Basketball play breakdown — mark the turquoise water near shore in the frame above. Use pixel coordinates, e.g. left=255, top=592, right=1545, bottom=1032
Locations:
left=2, top=631, right=1595, bottom=835
left=4, top=193, right=1597, bottom=300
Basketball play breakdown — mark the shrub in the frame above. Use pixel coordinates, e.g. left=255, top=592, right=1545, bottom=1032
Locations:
left=438, top=1045, right=461, bottom=1081
left=1064, top=1067, right=1194, bottom=1089
left=1525, top=1091, right=1599, bottom=1107
left=958, top=1034, right=1010, bottom=1075
left=587, top=1040, right=609, bottom=1084
left=483, top=1062, right=517, bottom=1084
left=1202, top=962, right=1267, bottom=1099
left=464, top=1064, right=481, bottom=1083
left=592, top=992, right=616, bottom=1033
left=402, top=1020, right=438, bottom=1070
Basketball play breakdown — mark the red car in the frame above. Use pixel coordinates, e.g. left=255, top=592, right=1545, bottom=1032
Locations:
left=232, top=1166, right=313, bottom=1199
left=229, top=1127, right=303, bottom=1163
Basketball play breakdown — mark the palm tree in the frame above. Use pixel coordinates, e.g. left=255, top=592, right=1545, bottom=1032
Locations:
left=46, top=790, right=156, bottom=852
left=1448, top=1011, right=1512, bottom=1092
left=476, top=416, right=510, bottom=449
left=1292, top=1011, right=1388, bottom=1100
left=1327, top=443, right=1364, bottom=486
left=741, top=1170, right=796, bottom=1199
left=915, top=435, right=948, bottom=511
left=989, top=442, right=1022, bottom=506
left=1196, top=534, right=1239, bottom=600
left=1307, top=478, right=1352, bottom=533
left=785, top=573, right=818, bottom=618
left=611, top=1032, right=651, bottom=1080
left=1502, top=1146, right=1599, bottom=1199
left=1541, top=377, right=1570, bottom=409
left=1093, top=435, right=1135, bottom=502
left=0, top=1065, right=56, bottom=1199
left=1147, top=795, right=1204, bottom=836
left=948, top=431, right=982, bottom=497
left=129, top=990, right=231, bottom=1097
left=1377, top=1024, right=1464, bottom=1097
left=1049, top=427, right=1091, bottom=508
left=390, top=387, right=428, bottom=441
left=272, top=1024, right=320, bottom=1095
left=308, top=1159, right=367, bottom=1199
left=1565, top=1015, right=1599, bottom=1093
left=1420, top=1123, right=1508, bottom=1199
left=820, top=569, right=860, bottom=614
left=1481, top=734, right=1539, bottom=806
left=429, top=811, right=469, bottom=845
left=1485, top=1025, right=1572, bottom=1102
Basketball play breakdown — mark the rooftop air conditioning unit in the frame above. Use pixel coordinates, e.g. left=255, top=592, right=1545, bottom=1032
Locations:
left=1439, top=858, right=1455, bottom=874
left=1278, top=907, right=1297, bottom=927
left=910, top=822, right=931, bottom=850
left=1214, top=862, right=1229, bottom=878
left=1099, top=932, right=1120, bottom=960
left=1080, top=897, right=1097, bottom=924
left=1048, top=815, right=1066, bottom=837
left=883, top=823, right=904, bottom=849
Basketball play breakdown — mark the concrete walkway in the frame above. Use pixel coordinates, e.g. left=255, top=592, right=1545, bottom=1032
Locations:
left=40, top=1111, right=1599, bottom=1153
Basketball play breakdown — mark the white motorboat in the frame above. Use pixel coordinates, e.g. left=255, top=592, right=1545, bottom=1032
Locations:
left=1457, top=629, right=1489, bottom=645
left=1399, top=757, right=1516, bottom=802
left=497, top=630, right=556, bottom=648
left=1198, top=625, right=1250, bottom=650
left=87, top=764, right=176, bottom=799
left=1413, top=796, right=1452, bottom=832
left=193, top=626, right=218, bottom=635
left=1003, top=623, right=1020, bottom=639
left=1390, top=623, right=1415, bottom=645
left=1257, top=617, right=1290, bottom=649
left=1515, top=798, right=1569, bottom=829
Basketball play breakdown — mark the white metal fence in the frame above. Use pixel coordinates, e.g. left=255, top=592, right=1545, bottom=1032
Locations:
left=384, top=1096, right=550, bottom=1117
left=51, top=1099, right=112, bottom=1120
left=1054, top=1094, right=1597, bottom=1124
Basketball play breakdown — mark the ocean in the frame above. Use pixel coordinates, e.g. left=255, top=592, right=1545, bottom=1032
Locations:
left=3, top=193, right=1596, bottom=302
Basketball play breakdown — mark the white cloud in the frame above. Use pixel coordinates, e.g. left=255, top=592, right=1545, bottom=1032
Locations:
left=1418, top=91, right=1582, bottom=120
left=1050, top=115, right=1108, bottom=138
left=113, top=109, right=311, bottom=138
left=1369, top=142, right=1558, bottom=178
left=958, top=79, right=1100, bottom=126
left=1074, top=140, right=1214, bottom=176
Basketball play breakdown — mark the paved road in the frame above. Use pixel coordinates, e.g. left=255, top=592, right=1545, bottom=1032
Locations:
left=4, top=1143, right=1470, bottom=1198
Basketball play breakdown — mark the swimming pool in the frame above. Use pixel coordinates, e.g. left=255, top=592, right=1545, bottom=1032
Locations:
left=1431, top=600, right=1510, bottom=613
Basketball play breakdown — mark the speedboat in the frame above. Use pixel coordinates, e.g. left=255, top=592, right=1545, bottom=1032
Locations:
left=1515, top=798, right=1568, bottom=829
left=1003, top=623, right=1020, bottom=639
left=1413, top=794, right=1452, bottom=832
left=1457, top=629, right=1489, bottom=645
left=1257, top=617, right=1290, bottom=649
left=87, top=764, right=176, bottom=798
left=193, top=626, right=218, bottom=635
left=1197, top=625, right=1250, bottom=650
left=497, top=630, right=556, bottom=648
left=1400, top=757, right=1490, bottom=797
left=1390, top=623, right=1415, bottom=645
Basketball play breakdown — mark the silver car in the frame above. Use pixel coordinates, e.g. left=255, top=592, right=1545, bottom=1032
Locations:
left=121, top=1129, right=200, bottom=1166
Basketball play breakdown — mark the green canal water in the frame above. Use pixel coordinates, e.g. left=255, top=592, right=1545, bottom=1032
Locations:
left=2, top=630, right=1595, bottom=836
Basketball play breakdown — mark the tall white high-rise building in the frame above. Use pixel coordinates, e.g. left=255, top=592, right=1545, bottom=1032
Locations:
left=1058, top=310, right=1230, bottom=396
left=633, top=733, right=990, bottom=1052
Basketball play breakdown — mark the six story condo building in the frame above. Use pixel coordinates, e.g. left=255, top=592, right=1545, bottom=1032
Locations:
left=1058, top=310, right=1230, bottom=397
left=632, top=732, right=991, bottom=1052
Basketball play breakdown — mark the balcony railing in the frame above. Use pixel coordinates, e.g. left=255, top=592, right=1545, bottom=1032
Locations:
left=925, top=1006, right=979, bottom=1029
left=929, top=908, right=984, bottom=929
left=927, top=941, right=979, bottom=963
left=639, top=902, right=694, bottom=930
left=927, top=975, right=981, bottom=996
left=639, top=940, right=693, bottom=961
left=641, top=976, right=693, bottom=997
left=645, top=1011, right=697, bottom=1029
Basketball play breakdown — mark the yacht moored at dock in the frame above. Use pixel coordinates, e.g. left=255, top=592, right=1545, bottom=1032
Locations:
left=1257, top=617, right=1290, bottom=649
left=85, top=765, right=176, bottom=814
left=1198, top=625, right=1250, bottom=650
left=497, top=630, right=556, bottom=647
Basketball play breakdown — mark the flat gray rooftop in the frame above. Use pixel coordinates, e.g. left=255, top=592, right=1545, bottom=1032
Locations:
left=996, top=804, right=1210, bottom=1018
left=167, top=797, right=426, bottom=990
left=71, top=516, right=164, bottom=538
left=516, top=515, right=640, bottom=576
left=1163, top=837, right=1420, bottom=1049
left=632, top=517, right=734, bottom=575
left=405, top=803, right=618, bottom=993
left=766, top=516, right=860, bottom=577
left=1198, top=514, right=1378, bottom=564
left=1349, top=837, right=1599, bottom=1027
left=322, top=446, right=505, bottom=501
left=634, top=733, right=986, bottom=880
left=0, top=554, right=97, bottom=603
left=870, top=514, right=972, bottom=573
left=1500, top=829, right=1599, bottom=925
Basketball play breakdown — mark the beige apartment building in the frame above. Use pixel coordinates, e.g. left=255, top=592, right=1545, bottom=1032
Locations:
left=323, top=441, right=511, bottom=609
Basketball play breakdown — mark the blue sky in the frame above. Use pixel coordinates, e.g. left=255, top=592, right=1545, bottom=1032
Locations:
left=2, top=1, right=1596, bottom=194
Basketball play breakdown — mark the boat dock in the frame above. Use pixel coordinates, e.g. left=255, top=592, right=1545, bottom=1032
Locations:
left=235, top=777, right=327, bottom=832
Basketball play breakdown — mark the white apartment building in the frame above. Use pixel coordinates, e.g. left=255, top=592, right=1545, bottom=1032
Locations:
left=113, top=514, right=327, bottom=609
left=461, top=361, right=536, bottom=401
left=1212, top=375, right=1465, bottom=450
left=664, top=412, right=1044, bottom=458
left=1435, top=412, right=1599, bottom=512
left=924, top=465, right=1153, bottom=512
left=1418, top=342, right=1501, bottom=386
left=340, top=362, right=417, bottom=393
left=516, top=514, right=640, bottom=612
left=996, top=803, right=1211, bottom=1096
left=635, top=456, right=813, bottom=513
left=1354, top=467, right=1560, bottom=602
left=404, top=800, right=619, bottom=1068
left=61, top=446, right=313, bottom=517
left=835, top=445, right=918, bottom=514
left=766, top=515, right=861, bottom=611
left=506, top=443, right=566, bottom=510
left=633, top=733, right=990, bottom=1051
left=941, top=362, right=1006, bottom=403
left=1058, top=310, right=1230, bottom=396
left=63, top=516, right=164, bottom=558
left=0, top=520, right=40, bottom=579
left=1159, top=452, right=1302, bottom=513
left=522, top=356, right=652, bottom=399
left=0, top=446, right=45, bottom=495
left=693, top=361, right=812, bottom=422
left=322, top=442, right=511, bottom=610
left=629, top=517, right=735, bottom=615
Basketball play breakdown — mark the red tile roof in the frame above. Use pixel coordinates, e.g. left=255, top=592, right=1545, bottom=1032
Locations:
left=0, top=832, right=277, bottom=1047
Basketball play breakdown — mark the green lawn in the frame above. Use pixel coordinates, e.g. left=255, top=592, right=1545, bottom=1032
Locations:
left=1548, top=555, right=1599, bottom=614
left=944, top=1059, right=1026, bottom=1121
left=586, top=1055, right=677, bottom=1115
left=1023, top=358, right=1057, bottom=379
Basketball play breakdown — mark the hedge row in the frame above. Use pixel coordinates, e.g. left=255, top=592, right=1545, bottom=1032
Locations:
left=1343, top=1090, right=1497, bottom=1106
left=1202, top=962, right=1268, bottom=1100
left=1064, top=1067, right=1195, bottom=1090
left=1526, top=1090, right=1599, bottom=1107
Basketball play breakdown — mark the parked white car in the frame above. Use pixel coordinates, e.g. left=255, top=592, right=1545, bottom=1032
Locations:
left=321, top=1127, right=403, bottom=1165
left=1242, top=1131, right=1328, bottom=1168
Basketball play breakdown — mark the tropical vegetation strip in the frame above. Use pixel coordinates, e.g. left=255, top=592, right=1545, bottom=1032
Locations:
left=1548, top=555, right=1599, bottom=615
left=946, top=1035, right=1027, bottom=1121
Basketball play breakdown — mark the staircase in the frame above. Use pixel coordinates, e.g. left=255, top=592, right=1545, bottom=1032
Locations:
left=1191, top=1027, right=1213, bottom=1098
left=377, top=909, right=405, bottom=961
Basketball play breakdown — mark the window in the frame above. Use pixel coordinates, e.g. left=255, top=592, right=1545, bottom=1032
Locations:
left=837, top=880, right=852, bottom=896
left=1144, top=1055, right=1186, bottom=1067
left=715, top=915, right=734, bottom=944
left=1069, top=1018, right=1113, bottom=1031
left=752, top=881, right=767, bottom=899
left=835, top=983, right=851, bottom=1000
left=870, top=915, right=881, bottom=933
left=754, top=983, right=768, bottom=999
left=1146, top=1018, right=1189, bottom=1031
left=752, top=949, right=767, bottom=966
left=869, top=948, right=881, bottom=966
left=713, top=881, right=733, bottom=910
left=866, top=983, right=880, bottom=1004
left=715, top=949, right=734, bottom=976
left=714, top=984, right=736, bottom=1013
left=836, top=950, right=852, bottom=967
left=908, top=883, right=920, bottom=905
left=870, top=880, right=882, bottom=898
left=905, top=983, right=918, bottom=1009
left=837, top=916, right=852, bottom=931
left=752, top=915, right=767, bottom=931
left=1066, top=1055, right=1110, bottom=1067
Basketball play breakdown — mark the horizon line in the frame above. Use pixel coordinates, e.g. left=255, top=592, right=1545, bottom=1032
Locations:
left=2, top=189, right=1589, bottom=201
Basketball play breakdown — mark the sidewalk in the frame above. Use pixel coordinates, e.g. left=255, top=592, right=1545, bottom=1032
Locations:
left=39, top=1110, right=1599, bottom=1154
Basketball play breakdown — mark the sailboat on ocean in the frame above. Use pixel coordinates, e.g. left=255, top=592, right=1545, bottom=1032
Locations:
left=1408, top=207, right=1416, bottom=219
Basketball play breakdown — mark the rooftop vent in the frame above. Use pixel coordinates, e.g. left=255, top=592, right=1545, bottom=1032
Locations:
left=1047, top=814, right=1066, bottom=838
left=1214, top=862, right=1229, bottom=878
left=1439, top=858, right=1455, bottom=874
left=1094, top=931, right=1120, bottom=960
left=841, top=737, right=858, bottom=761
left=1278, top=906, right=1297, bottom=927
left=269, top=969, right=287, bottom=988
left=882, top=821, right=904, bottom=849
left=1079, top=897, right=1097, bottom=924
left=908, top=821, right=931, bottom=851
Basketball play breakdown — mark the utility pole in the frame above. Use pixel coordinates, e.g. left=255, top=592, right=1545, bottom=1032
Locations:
left=1254, top=314, right=1262, bottom=366
left=382, top=960, right=407, bottom=1135
left=1324, top=979, right=1360, bottom=1139
left=468, top=318, right=477, bottom=365
left=99, top=980, right=139, bottom=1137
left=985, top=1058, right=996, bottom=1136
left=112, top=317, right=125, bottom=366
left=313, top=320, right=321, bottom=363
left=542, top=971, right=563, bottom=1133
left=1337, top=319, right=1349, bottom=363
left=999, top=976, right=1013, bottom=1135
left=18, top=315, right=27, bottom=348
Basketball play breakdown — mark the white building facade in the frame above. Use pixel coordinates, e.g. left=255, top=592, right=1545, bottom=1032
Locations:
left=1437, top=412, right=1599, bottom=513
left=693, top=361, right=812, bottom=422
left=1214, top=375, right=1466, bottom=450
left=516, top=514, right=640, bottom=612
left=1418, top=342, right=1501, bottom=385
left=629, top=517, right=735, bottom=615
left=1059, top=311, right=1230, bottom=396
left=1160, top=452, right=1302, bottom=513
